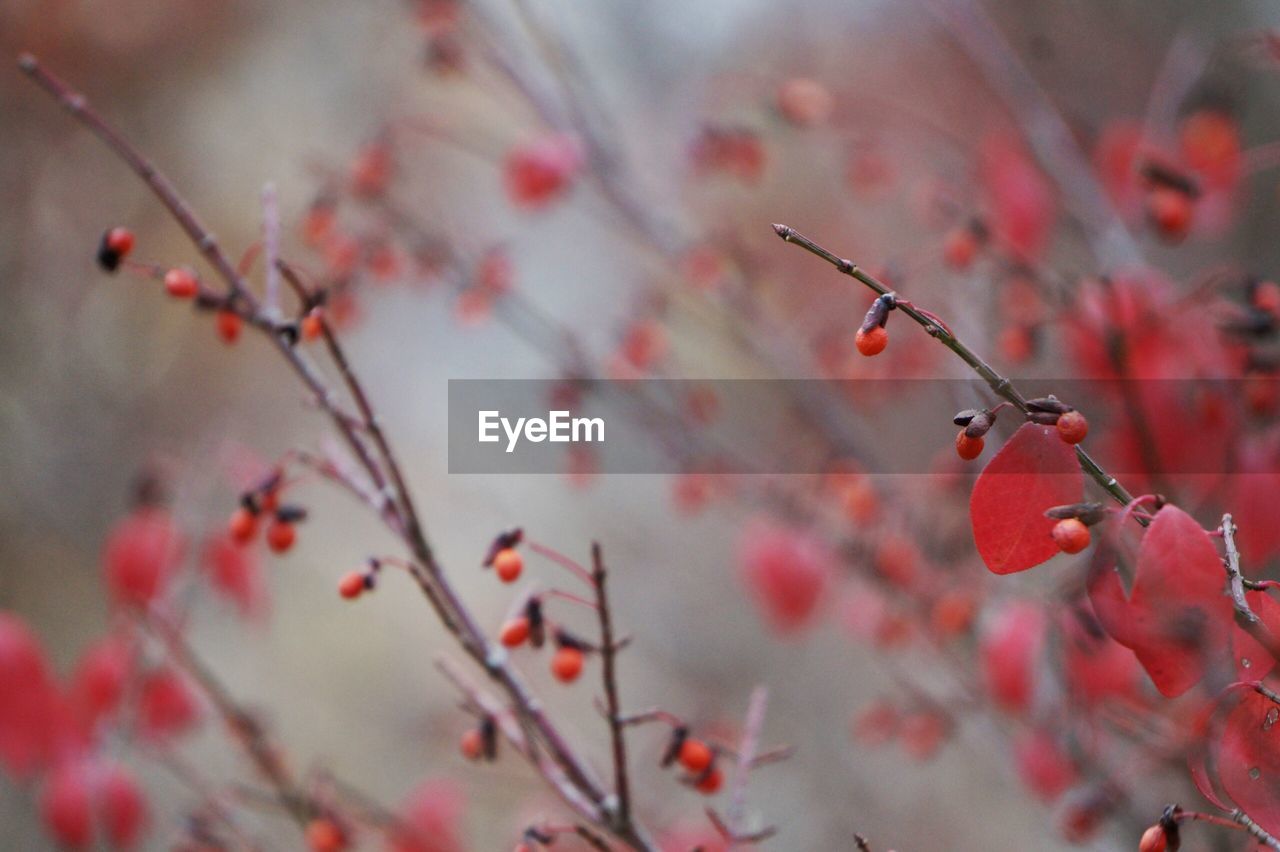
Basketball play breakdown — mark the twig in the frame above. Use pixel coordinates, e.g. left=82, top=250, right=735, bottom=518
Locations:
left=1234, top=809, right=1280, bottom=850
left=1222, top=515, right=1280, bottom=665
left=772, top=224, right=1141, bottom=515
left=724, top=686, right=770, bottom=844
left=592, top=542, right=632, bottom=832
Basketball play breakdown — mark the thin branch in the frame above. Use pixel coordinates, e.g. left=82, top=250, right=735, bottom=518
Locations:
left=592, top=542, right=631, bottom=832
left=1223, top=515, right=1280, bottom=666
left=772, top=224, right=1141, bottom=515
left=1234, top=809, right=1280, bottom=850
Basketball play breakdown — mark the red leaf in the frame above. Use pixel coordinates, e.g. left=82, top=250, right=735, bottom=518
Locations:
left=970, top=423, right=1083, bottom=574
left=1215, top=683, right=1280, bottom=835
left=1088, top=505, right=1234, bottom=697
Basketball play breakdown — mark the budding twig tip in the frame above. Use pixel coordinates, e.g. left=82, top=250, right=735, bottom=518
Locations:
left=771, top=223, right=791, bottom=239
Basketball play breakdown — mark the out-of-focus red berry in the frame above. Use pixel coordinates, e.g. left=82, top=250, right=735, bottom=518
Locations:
left=550, top=646, right=584, bottom=683
left=694, top=767, right=723, bottom=795
left=459, top=728, right=485, bottom=761
left=499, top=617, right=530, bottom=648
left=493, top=548, right=522, bottom=583
left=164, top=267, right=198, bottom=299
left=103, top=508, right=184, bottom=608
left=306, top=817, right=348, bottom=852
left=216, top=309, right=243, bottom=344
left=678, top=738, right=713, bottom=773
left=942, top=227, right=978, bottom=270
left=776, top=77, right=834, bottom=127
left=338, top=571, right=366, bottom=600
left=1146, top=186, right=1193, bottom=243
left=266, top=520, right=296, bottom=554
left=228, top=507, right=258, bottom=544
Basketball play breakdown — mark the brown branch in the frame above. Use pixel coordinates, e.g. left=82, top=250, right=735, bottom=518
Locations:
left=591, top=542, right=632, bottom=832
left=772, top=224, right=1142, bottom=515
left=1222, top=515, right=1280, bottom=666
left=19, top=53, right=654, bottom=851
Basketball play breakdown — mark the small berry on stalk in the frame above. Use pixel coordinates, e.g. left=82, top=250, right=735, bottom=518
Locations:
left=305, top=817, right=347, bottom=852
left=216, top=309, right=242, bottom=344
left=1146, top=186, right=1193, bottom=243
left=855, top=326, right=888, bottom=357
left=694, top=767, right=723, bottom=795
left=460, top=727, right=486, bottom=761
left=163, top=267, right=198, bottom=299
left=550, top=646, right=584, bottom=682
left=1051, top=518, right=1090, bottom=554
left=499, top=617, right=531, bottom=648
left=338, top=571, right=366, bottom=600
left=1056, top=410, right=1089, bottom=444
left=493, top=548, right=523, bottom=583
left=942, top=225, right=979, bottom=270
left=228, top=506, right=258, bottom=544
left=266, top=519, right=296, bottom=554
left=97, top=227, right=135, bottom=272
left=955, top=430, right=985, bottom=461
left=301, top=309, right=324, bottom=342
left=678, top=738, right=713, bottom=773
left=1138, top=825, right=1167, bottom=852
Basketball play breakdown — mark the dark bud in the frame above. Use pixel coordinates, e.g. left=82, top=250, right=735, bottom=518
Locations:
left=952, top=408, right=982, bottom=426
left=1045, top=502, right=1108, bottom=526
left=277, top=322, right=300, bottom=347
left=362, top=572, right=377, bottom=591
left=1026, top=411, right=1062, bottom=425
left=526, top=598, right=546, bottom=648
left=661, top=725, right=689, bottom=767
left=480, top=715, right=498, bottom=761
left=859, top=293, right=896, bottom=334
left=523, top=826, right=555, bottom=845
left=97, top=244, right=122, bottom=272
left=482, top=528, right=524, bottom=567
left=1140, top=160, right=1201, bottom=199
left=963, top=409, right=996, bottom=439
left=1158, top=805, right=1182, bottom=852
left=554, top=629, right=592, bottom=652
left=239, top=492, right=261, bottom=514
left=1025, top=396, right=1073, bottom=415
left=274, top=504, right=308, bottom=524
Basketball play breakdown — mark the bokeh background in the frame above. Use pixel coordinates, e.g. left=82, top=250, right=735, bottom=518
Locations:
left=5, top=0, right=1280, bottom=849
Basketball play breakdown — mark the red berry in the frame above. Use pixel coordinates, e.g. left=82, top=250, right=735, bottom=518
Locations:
left=550, top=646, right=584, bottom=683
left=955, top=430, right=984, bottom=461
left=228, top=507, right=258, bottom=544
left=1138, top=825, right=1167, bottom=852
left=301, top=310, right=324, bottom=342
left=163, top=267, right=198, bottom=299
left=855, top=326, right=888, bottom=357
left=1146, top=186, right=1192, bottom=242
left=98, top=227, right=136, bottom=272
left=943, top=227, right=978, bottom=270
left=306, top=817, right=348, bottom=852
left=105, top=227, right=135, bottom=257
left=40, top=763, right=93, bottom=849
left=678, top=738, right=713, bottom=773
left=1051, top=518, right=1091, bottom=554
left=338, top=571, right=366, bottom=600
left=266, top=520, right=296, bottom=554
left=776, top=77, right=834, bottom=127
left=695, top=767, right=723, bottom=795
left=216, top=309, right=243, bottom=344
left=499, top=617, right=530, bottom=648
left=493, top=548, right=523, bottom=583
left=459, top=728, right=485, bottom=761
left=1056, top=410, right=1088, bottom=444
left=98, top=764, right=148, bottom=849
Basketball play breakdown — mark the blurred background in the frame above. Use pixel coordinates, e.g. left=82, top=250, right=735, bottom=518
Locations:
left=5, top=0, right=1280, bottom=849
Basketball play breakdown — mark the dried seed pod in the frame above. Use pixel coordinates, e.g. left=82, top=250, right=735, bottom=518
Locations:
left=859, top=293, right=896, bottom=333
left=1044, top=502, right=1108, bottom=526
left=661, top=725, right=689, bottom=767
left=1025, top=396, right=1072, bottom=415
left=953, top=408, right=982, bottom=426
left=963, top=409, right=996, bottom=439
left=482, top=528, right=524, bottom=566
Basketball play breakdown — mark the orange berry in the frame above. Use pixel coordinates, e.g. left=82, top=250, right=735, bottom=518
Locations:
left=228, top=507, right=258, bottom=544
left=943, top=227, right=977, bottom=270
left=493, top=548, right=523, bottom=583
left=98, top=227, right=135, bottom=271
left=1056, top=410, right=1089, bottom=444
left=305, top=818, right=347, bottom=852
left=955, top=430, right=984, bottom=461
left=266, top=520, right=296, bottom=554
left=930, top=590, right=977, bottom=636
left=338, top=571, right=366, bottom=600
left=678, top=738, right=713, bottom=773
left=1138, top=825, right=1167, bottom=852
left=695, top=767, right=723, bottom=795
left=855, top=326, right=888, bottom=357
left=164, top=267, right=198, bottom=299
left=460, top=727, right=485, bottom=761
left=301, top=310, right=324, bottom=342
left=1146, top=186, right=1192, bottom=243
left=550, top=646, right=584, bottom=683
left=1256, top=281, right=1280, bottom=316
left=1052, top=518, right=1090, bottom=554
left=216, top=309, right=242, bottom=344
left=776, top=77, right=834, bottom=127
left=499, top=617, right=531, bottom=648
